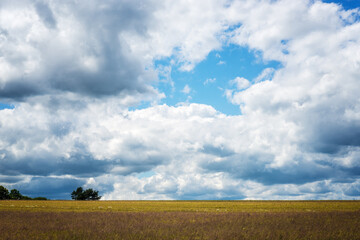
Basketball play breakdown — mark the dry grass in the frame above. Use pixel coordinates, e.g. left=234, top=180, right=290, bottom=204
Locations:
left=0, top=201, right=359, bottom=239
left=1, top=210, right=360, bottom=239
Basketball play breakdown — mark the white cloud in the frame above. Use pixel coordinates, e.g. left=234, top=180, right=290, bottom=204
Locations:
left=230, top=77, right=251, bottom=90
left=254, top=68, right=276, bottom=83
left=181, top=84, right=191, bottom=94
left=204, top=78, right=216, bottom=85
left=1, top=0, right=360, bottom=200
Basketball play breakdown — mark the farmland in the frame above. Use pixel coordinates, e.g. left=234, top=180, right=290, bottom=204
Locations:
left=0, top=200, right=360, bottom=239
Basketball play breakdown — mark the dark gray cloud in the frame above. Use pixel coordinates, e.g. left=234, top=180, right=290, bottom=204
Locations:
left=0, top=0, right=157, bottom=100
left=0, top=153, right=111, bottom=177
left=309, top=126, right=360, bottom=154
left=344, top=182, right=360, bottom=197
left=0, top=81, right=42, bottom=100
left=0, top=175, right=24, bottom=184
left=13, top=177, right=86, bottom=199
left=202, top=144, right=235, bottom=157
left=34, top=1, right=57, bottom=29
left=202, top=153, right=338, bottom=185
left=299, top=105, right=360, bottom=155
left=0, top=150, right=165, bottom=178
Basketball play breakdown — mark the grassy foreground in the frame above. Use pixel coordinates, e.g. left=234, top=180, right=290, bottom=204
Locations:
left=0, top=200, right=359, bottom=239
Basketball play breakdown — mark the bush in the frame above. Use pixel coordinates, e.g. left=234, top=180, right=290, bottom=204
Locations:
left=32, top=197, right=48, bottom=200
left=21, top=196, right=33, bottom=200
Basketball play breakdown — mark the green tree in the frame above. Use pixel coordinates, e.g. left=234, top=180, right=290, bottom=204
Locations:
left=71, top=187, right=85, bottom=200
left=83, top=188, right=101, bottom=200
left=9, top=189, right=23, bottom=200
left=0, top=185, right=10, bottom=200
left=71, top=187, right=101, bottom=200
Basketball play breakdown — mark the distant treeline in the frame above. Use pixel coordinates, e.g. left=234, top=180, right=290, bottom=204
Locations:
left=0, top=185, right=47, bottom=200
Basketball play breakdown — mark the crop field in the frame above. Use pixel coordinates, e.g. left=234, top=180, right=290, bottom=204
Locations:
left=0, top=201, right=360, bottom=239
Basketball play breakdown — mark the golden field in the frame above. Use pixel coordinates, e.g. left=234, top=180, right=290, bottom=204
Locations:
left=0, top=200, right=359, bottom=239
left=1, top=200, right=360, bottom=212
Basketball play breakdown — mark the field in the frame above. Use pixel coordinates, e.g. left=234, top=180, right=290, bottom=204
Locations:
left=0, top=201, right=359, bottom=239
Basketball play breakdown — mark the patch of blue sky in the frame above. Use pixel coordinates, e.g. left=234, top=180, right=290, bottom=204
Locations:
left=137, top=170, right=156, bottom=179
left=322, top=0, right=360, bottom=10
left=155, top=45, right=282, bottom=115
left=224, top=23, right=242, bottom=33
left=0, top=102, right=14, bottom=110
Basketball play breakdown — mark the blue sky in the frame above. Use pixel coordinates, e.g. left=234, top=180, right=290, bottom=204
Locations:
left=156, top=45, right=281, bottom=115
left=323, top=0, right=360, bottom=10
left=0, top=0, right=360, bottom=200
left=0, top=103, right=13, bottom=110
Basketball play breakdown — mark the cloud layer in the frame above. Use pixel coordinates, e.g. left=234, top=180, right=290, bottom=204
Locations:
left=1, top=0, right=360, bottom=199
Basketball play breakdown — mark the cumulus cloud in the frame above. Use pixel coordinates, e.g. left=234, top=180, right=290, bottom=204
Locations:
left=221, top=0, right=360, bottom=198
left=1, top=101, right=359, bottom=200
left=0, top=0, right=159, bottom=100
left=230, top=77, right=251, bottom=90
left=1, top=0, right=360, bottom=200
left=227, top=0, right=360, bottom=159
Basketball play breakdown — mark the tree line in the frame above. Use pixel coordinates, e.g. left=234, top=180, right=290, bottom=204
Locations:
left=0, top=185, right=47, bottom=200
left=0, top=185, right=101, bottom=200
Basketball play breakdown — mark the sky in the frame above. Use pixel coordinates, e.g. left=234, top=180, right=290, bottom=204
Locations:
left=0, top=0, right=360, bottom=200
